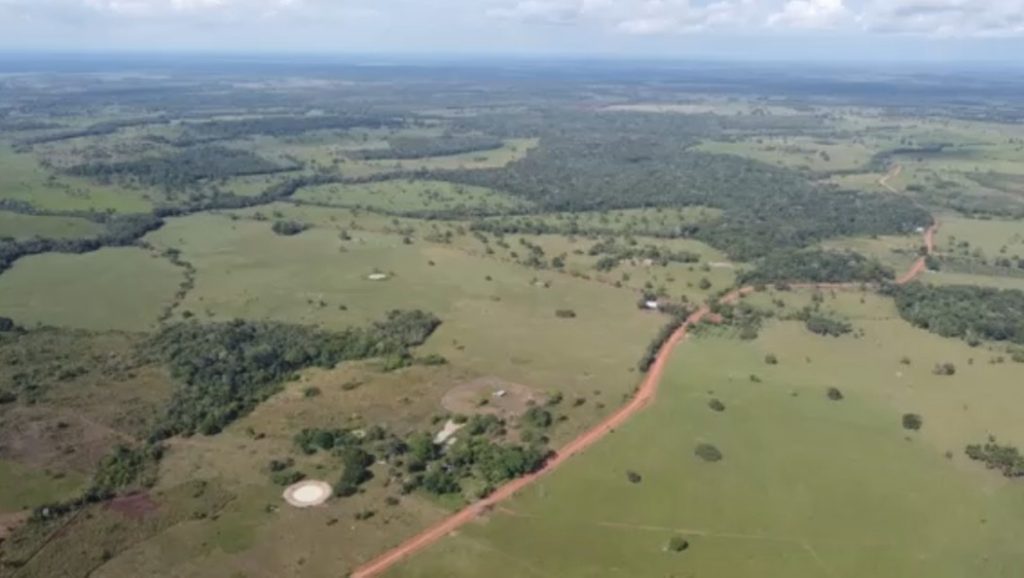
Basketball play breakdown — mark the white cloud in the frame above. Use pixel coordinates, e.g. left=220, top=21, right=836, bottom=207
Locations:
left=860, top=0, right=1024, bottom=38
left=768, top=0, right=847, bottom=29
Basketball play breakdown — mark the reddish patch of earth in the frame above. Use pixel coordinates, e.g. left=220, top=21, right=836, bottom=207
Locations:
left=106, top=493, right=159, bottom=520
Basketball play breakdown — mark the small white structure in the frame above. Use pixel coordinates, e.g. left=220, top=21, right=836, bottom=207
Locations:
left=645, top=300, right=660, bottom=310
left=367, top=273, right=389, bottom=281
left=494, top=389, right=507, bottom=398
left=915, top=226, right=926, bottom=234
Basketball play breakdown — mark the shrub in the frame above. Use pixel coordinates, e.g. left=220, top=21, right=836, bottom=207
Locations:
left=271, top=220, right=310, bottom=236
left=708, top=399, right=726, bottom=412
left=521, top=407, right=553, bottom=429
left=826, top=387, right=844, bottom=401
left=303, top=386, right=321, bottom=398
left=694, top=443, right=723, bottom=463
left=965, top=441, right=1024, bottom=477
left=902, top=413, right=923, bottom=431
left=626, top=470, right=643, bottom=484
left=765, top=354, right=779, bottom=365
left=932, top=362, right=956, bottom=376
left=555, top=309, right=577, bottom=319
left=665, top=535, right=690, bottom=553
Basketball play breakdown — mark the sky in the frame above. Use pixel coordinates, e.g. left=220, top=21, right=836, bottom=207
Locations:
left=1, top=0, right=1023, bottom=62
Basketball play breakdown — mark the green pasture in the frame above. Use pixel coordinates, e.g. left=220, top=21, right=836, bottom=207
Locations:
left=0, top=458, right=86, bottom=513
left=0, top=247, right=183, bottom=331
left=0, top=211, right=105, bottom=240
left=0, top=144, right=154, bottom=213
left=293, top=179, right=531, bottom=214
left=697, top=136, right=874, bottom=173
left=144, top=213, right=664, bottom=414
left=389, top=292, right=1024, bottom=578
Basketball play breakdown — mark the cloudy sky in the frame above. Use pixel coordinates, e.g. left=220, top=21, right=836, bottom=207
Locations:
left=1, top=0, right=1023, bottom=61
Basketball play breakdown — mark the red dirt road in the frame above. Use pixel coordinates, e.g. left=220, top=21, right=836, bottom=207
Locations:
left=352, top=216, right=938, bottom=578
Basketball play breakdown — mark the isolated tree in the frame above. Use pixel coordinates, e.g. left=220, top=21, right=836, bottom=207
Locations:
left=902, top=413, right=923, bottom=431
left=695, top=443, right=723, bottom=463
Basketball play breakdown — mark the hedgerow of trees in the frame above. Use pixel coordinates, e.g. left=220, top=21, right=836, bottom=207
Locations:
left=739, top=250, right=894, bottom=285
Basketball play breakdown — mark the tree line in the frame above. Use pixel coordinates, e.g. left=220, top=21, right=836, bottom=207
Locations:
left=890, top=283, right=1024, bottom=345
left=148, top=310, right=441, bottom=438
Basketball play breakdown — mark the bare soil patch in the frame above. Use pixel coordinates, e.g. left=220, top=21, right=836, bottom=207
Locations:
left=441, top=377, right=545, bottom=418
left=106, top=493, right=160, bottom=520
left=0, top=510, right=29, bottom=543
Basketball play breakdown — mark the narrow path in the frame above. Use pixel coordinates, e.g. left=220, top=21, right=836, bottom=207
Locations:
left=352, top=195, right=937, bottom=578
left=878, top=164, right=902, bottom=194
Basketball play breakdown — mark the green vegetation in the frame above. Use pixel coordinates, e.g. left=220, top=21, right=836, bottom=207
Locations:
left=149, top=310, right=440, bottom=437
left=294, top=178, right=529, bottom=216
left=965, top=441, right=1024, bottom=478
left=740, top=249, right=894, bottom=285
left=892, top=283, right=1024, bottom=344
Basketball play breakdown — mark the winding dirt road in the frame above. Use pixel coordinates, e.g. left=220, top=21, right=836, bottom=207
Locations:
left=352, top=198, right=937, bottom=578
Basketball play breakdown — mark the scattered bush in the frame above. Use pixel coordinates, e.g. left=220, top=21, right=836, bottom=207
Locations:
left=694, top=443, right=723, bottom=463
left=932, top=362, right=956, bottom=376
left=826, top=387, right=844, bottom=401
left=626, top=470, right=643, bottom=484
left=708, top=399, right=726, bottom=412
left=271, top=220, right=310, bottom=236
left=765, top=354, right=779, bottom=365
left=555, top=309, right=577, bottom=319
left=665, top=535, right=690, bottom=553
left=965, top=441, right=1024, bottom=477
left=902, top=413, right=923, bottom=431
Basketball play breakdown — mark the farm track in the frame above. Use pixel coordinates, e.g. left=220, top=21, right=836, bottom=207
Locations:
left=352, top=186, right=938, bottom=578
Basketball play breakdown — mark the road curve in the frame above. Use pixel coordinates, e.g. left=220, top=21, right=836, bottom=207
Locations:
left=352, top=213, right=938, bottom=578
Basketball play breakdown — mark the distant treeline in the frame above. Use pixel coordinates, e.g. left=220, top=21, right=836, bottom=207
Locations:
left=432, top=135, right=930, bottom=259
left=162, top=114, right=404, bottom=145
left=890, top=283, right=1024, bottom=345
left=66, top=146, right=293, bottom=191
left=0, top=213, right=163, bottom=273
left=16, top=116, right=170, bottom=146
left=0, top=173, right=344, bottom=274
left=348, top=135, right=504, bottom=160
left=739, top=250, right=895, bottom=285
left=149, top=310, right=441, bottom=438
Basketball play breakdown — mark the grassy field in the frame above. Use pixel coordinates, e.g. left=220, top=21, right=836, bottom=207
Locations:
left=0, top=458, right=86, bottom=513
left=0, top=211, right=105, bottom=240
left=145, top=213, right=665, bottom=424
left=697, top=136, right=874, bottom=173
left=0, top=248, right=183, bottom=331
left=0, top=144, right=154, bottom=213
left=387, top=292, right=1024, bottom=578
left=293, top=179, right=531, bottom=214
left=937, top=216, right=1024, bottom=257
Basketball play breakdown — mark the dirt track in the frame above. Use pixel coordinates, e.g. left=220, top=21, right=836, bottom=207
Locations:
left=351, top=198, right=937, bottom=578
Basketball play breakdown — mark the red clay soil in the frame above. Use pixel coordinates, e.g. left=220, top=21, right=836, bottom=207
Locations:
left=351, top=219, right=939, bottom=578
left=106, top=492, right=159, bottom=520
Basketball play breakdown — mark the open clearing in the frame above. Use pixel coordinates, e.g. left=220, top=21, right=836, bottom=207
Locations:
left=294, top=179, right=531, bottom=214
left=0, top=144, right=154, bottom=213
left=441, top=377, right=545, bottom=418
left=387, top=292, right=1024, bottom=578
left=145, top=213, right=665, bottom=436
left=0, top=247, right=183, bottom=331
left=0, top=211, right=105, bottom=241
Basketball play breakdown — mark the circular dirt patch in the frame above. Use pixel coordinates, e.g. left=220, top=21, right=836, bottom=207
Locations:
left=283, top=480, right=332, bottom=508
left=442, top=377, right=545, bottom=418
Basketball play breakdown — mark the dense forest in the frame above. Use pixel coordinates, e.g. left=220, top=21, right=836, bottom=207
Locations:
left=436, top=136, right=929, bottom=259
left=739, top=250, right=894, bottom=285
left=166, top=114, right=404, bottom=145
left=891, top=283, right=1024, bottom=345
left=67, top=146, right=292, bottom=191
left=349, top=135, right=504, bottom=160
left=149, top=310, right=441, bottom=438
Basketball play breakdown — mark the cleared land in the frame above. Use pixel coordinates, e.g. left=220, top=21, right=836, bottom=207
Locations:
left=293, top=179, right=531, bottom=214
left=0, top=211, right=105, bottom=240
left=0, top=248, right=183, bottom=331
left=386, top=293, right=1024, bottom=578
